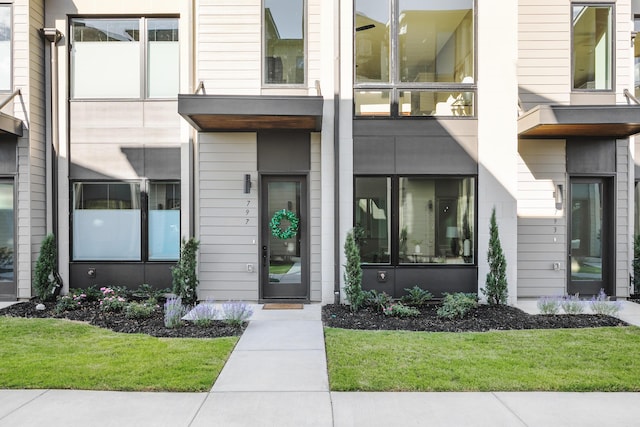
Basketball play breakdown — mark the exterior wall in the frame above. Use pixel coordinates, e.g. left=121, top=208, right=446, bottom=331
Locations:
left=617, top=138, right=632, bottom=297
left=13, top=0, right=46, bottom=299
left=517, top=139, right=567, bottom=297
left=310, top=133, right=322, bottom=301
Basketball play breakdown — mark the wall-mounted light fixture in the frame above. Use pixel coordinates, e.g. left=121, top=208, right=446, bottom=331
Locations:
left=555, top=184, right=564, bottom=210
left=244, top=174, right=252, bottom=194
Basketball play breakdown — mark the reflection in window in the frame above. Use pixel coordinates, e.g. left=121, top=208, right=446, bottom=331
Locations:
left=71, top=18, right=178, bottom=98
left=635, top=17, right=640, bottom=97
left=0, top=5, right=11, bottom=91
left=0, top=182, right=13, bottom=281
left=149, top=182, right=181, bottom=261
left=355, top=177, right=390, bottom=263
left=73, top=183, right=141, bottom=261
left=399, top=177, right=474, bottom=264
left=264, top=0, right=305, bottom=84
left=572, top=5, right=612, bottom=90
left=399, top=89, right=474, bottom=117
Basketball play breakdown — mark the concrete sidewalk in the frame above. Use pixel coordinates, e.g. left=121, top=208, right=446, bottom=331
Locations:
left=2, top=301, right=640, bottom=426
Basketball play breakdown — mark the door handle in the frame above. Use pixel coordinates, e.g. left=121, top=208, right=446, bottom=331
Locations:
left=262, top=245, right=268, bottom=267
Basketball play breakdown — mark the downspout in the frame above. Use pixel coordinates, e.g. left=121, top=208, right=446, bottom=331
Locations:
left=333, top=0, right=341, bottom=304
left=40, top=29, right=63, bottom=256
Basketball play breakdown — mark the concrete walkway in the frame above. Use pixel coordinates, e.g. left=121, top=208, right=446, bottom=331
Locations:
left=2, top=301, right=640, bottom=426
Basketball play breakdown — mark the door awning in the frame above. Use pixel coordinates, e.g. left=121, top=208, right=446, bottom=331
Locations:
left=0, top=111, right=23, bottom=137
left=178, top=94, right=324, bottom=132
left=518, top=104, right=640, bottom=138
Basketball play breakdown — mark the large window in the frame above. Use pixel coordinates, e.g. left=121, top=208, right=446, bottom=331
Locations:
left=72, top=181, right=180, bottom=261
left=355, top=176, right=475, bottom=265
left=264, top=0, right=305, bottom=85
left=0, top=5, right=11, bottom=92
left=635, top=16, right=640, bottom=97
left=572, top=4, right=612, bottom=91
left=71, top=17, right=179, bottom=99
left=355, top=0, right=475, bottom=117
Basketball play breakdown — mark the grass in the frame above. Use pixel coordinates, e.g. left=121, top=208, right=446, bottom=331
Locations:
left=269, top=262, right=294, bottom=275
left=325, top=326, right=640, bottom=392
left=0, top=317, right=238, bottom=392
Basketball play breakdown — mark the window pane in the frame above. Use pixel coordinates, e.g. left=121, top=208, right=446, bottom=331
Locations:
left=149, top=182, right=181, bottom=261
left=399, top=89, right=473, bottom=116
left=355, top=0, right=390, bottom=83
left=635, top=18, right=640, bottom=97
left=399, top=177, right=474, bottom=264
left=264, top=0, right=305, bottom=84
left=73, top=183, right=141, bottom=261
left=355, top=177, right=390, bottom=264
left=398, top=0, right=474, bottom=83
left=573, top=5, right=612, bottom=90
left=355, top=90, right=391, bottom=116
left=71, top=19, right=141, bottom=98
left=147, top=19, right=179, bottom=98
left=0, top=183, right=14, bottom=282
left=0, top=5, right=11, bottom=91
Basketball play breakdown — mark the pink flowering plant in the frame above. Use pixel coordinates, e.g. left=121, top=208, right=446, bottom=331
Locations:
left=99, top=286, right=127, bottom=312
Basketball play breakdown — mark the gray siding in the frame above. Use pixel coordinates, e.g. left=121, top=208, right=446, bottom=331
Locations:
left=617, top=139, right=631, bottom=297
left=517, top=139, right=566, bottom=297
left=310, top=133, right=321, bottom=301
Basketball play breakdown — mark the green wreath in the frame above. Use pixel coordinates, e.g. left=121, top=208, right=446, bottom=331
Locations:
left=270, top=209, right=299, bottom=240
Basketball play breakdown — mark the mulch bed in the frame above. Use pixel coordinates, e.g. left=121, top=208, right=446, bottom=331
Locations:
left=0, top=301, right=244, bottom=338
left=322, top=303, right=628, bottom=332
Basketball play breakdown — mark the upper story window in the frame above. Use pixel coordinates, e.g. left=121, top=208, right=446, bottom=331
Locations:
left=355, top=0, right=475, bottom=117
left=264, top=0, right=305, bottom=85
left=634, top=16, right=640, bottom=97
left=572, top=4, right=612, bottom=91
left=71, top=17, right=179, bottom=99
left=0, top=5, right=11, bottom=92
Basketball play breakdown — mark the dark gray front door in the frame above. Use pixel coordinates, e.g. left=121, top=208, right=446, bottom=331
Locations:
left=261, top=176, right=308, bottom=300
left=568, top=177, right=613, bottom=296
left=0, top=180, right=15, bottom=300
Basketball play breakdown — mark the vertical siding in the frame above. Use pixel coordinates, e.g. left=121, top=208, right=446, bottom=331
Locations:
left=517, top=139, right=567, bottom=297
left=617, top=139, right=631, bottom=297
left=197, top=133, right=259, bottom=300
left=310, top=133, right=321, bottom=301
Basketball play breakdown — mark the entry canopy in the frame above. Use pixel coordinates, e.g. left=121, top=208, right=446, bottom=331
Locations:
left=0, top=111, right=23, bottom=137
left=518, top=104, right=640, bottom=138
left=178, top=94, right=324, bottom=132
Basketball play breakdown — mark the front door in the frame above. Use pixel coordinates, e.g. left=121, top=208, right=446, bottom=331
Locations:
left=0, top=180, right=15, bottom=300
left=568, top=178, right=613, bottom=296
left=261, top=176, right=308, bottom=300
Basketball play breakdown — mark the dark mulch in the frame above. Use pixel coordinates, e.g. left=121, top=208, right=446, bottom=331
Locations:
left=0, top=301, right=244, bottom=338
left=322, top=303, right=628, bottom=332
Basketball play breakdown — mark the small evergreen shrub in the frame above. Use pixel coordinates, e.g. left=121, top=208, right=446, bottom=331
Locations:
left=400, top=286, right=433, bottom=307
left=482, top=208, right=508, bottom=305
left=382, top=302, right=420, bottom=318
left=537, top=296, right=561, bottom=315
left=589, top=289, right=622, bottom=316
left=164, top=296, right=186, bottom=328
left=343, top=229, right=365, bottom=311
left=221, top=301, right=253, bottom=327
left=125, top=301, right=156, bottom=319
left=33, top=234, right=61, bottom=301
left=560, top=294, right=584, bottom=314
left=364, top=289, right=393, bottom=313
left=437, top=292, right=478, bottom=319
left=172, top=238, right=200, bottom=306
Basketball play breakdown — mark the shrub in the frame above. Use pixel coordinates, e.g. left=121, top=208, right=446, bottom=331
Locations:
left=364, top=290, right=393, bottom=313
left=343, top=229, right=365, bottom=312
left=172, top=238, right=200, bottom=306
left=382, top=303, right=420, bottom=318
left=560, top=294, right=584, bottom=314
left=164, top=296, right=186, bottom=328
left=54, top=294, right=84, bottom=314
left=125, top=301, right=156, bottom=319
left=33, top=234, right=61, bottom=302
left=131, top=283, right=169, bottom=304
left=634, top=235, right=640, bottom=294
left=482, top=208, right=508, bottom=305
left=82, top=285, right=103, bottom=302
left=99, top=287, right=127, bottom=312
left=589, top=289, right=622, bottom=316
left=437, top=292, right=478, bottom=319
left=400, top=286, right=433, bottom=307
left=537, top=296, right=561, bottom=315
left=221, top=301, right=253, bottom=327
left=190, top=300, right=218, bottom=327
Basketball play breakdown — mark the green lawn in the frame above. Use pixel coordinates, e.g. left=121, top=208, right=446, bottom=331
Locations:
left=0, top=317, right=238, bottom=391
left=325, top=326, right=640, bottom=392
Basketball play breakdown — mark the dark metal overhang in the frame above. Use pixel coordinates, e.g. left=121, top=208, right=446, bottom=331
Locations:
left=0, top=111, right=23, bottom=137
left=178, top=94, right=324, bottom=132
left=518, top=104, right=640, bottom=138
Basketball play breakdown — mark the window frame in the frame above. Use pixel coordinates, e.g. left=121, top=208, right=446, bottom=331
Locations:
left=354, top=175, right=478, bottom=266
left=570, top=2, right=615, bottom=92
left=69, top=15, right=179, bottom=100
left=0, top=3, right=12, bottom=93
left=353, top=0, right=477, bottom=118
left=71, top=179, right=181, bottom=263
left=262, top=0, right=307, bottom=87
